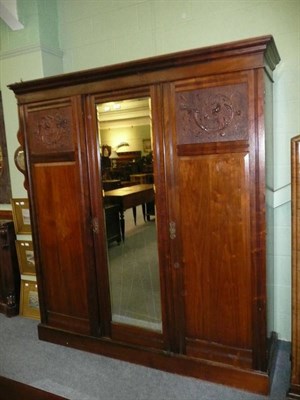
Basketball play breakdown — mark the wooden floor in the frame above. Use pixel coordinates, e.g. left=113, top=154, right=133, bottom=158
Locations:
left=0, top=376, right=68, bottom=400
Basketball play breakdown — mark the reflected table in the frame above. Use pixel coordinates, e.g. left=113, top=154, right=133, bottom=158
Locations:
left=104, top=184, right=154, bottom=241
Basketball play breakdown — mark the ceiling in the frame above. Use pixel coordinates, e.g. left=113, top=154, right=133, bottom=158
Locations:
left=0, top=0, right=23, bottom=30
left=97, top=98, right=151, bottom=129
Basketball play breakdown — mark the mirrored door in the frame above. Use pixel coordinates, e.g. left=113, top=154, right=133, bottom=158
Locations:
left=96, top=97, right=162, bottom=333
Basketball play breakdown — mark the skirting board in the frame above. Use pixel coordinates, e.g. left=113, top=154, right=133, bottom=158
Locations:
left=38, top=323, right=274, bottom=396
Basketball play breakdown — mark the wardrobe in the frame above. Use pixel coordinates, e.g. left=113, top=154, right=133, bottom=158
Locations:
left=9, top=36, right=280, bottom=394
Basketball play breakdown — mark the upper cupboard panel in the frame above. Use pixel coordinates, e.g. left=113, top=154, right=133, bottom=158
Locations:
left=23, top=98, right=79, bottom=157
left=174, top=72, right=252, bottom=145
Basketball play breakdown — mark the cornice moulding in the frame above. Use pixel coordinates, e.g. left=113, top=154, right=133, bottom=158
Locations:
left=0, top=44, right=63, bottom=60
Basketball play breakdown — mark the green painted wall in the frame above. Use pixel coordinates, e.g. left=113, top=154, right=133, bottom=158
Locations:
left=0, top=0, right=63, bottom=203
left=0, top=0, right=39, bottom=54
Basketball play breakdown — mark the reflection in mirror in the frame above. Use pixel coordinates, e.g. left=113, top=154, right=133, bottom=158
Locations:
left=97, top=97, right=162, bottom=332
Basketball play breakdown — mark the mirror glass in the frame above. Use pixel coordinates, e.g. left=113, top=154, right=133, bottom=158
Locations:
left=97, top=97, right=162, bottom=332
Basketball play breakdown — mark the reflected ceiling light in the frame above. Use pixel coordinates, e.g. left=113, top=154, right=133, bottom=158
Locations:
left=116, top=142, right=129, bottom=150
left=109, top=142, right=129, bottom=160
left=102, top=103, right=121, bottom=112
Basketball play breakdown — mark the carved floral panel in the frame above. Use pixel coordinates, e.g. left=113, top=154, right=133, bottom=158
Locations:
left=175, top=83, right=248, bottom=144
left=27, top=106, right=74, bottom=155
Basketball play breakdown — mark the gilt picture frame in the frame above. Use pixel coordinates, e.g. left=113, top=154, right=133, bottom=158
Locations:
left=16, top=240, right=35, bottom=275
left=20, top=279, right=40, bottom=320
left=11, top=198, right=31, bottom=234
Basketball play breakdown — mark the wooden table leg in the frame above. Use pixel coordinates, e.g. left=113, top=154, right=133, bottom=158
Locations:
left=142, top=204, right=146, bottom=221
left=132, top=207, right=137, bottom=225
left=120, top=210, right=125, bottom=241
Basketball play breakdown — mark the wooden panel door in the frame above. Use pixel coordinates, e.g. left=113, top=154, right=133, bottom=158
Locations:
left=164, top=70, right=267, bottom=370
left=20, top=97, right=99, bottom=335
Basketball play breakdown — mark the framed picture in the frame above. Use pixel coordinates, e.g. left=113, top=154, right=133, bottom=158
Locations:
left=15, top=240, right=35, bottom=275
left=11, top=198, right=31, bottom=234
left=20, top=279, right=40, bottom=320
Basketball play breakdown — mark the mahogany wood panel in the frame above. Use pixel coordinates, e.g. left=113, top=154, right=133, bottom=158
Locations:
left=288, top=136, right=300, bottom=399
left=32, top=163, right=90, bottom=333
left=149, top=84, right=174, bottom=353
left=0, top=376, right=68, bottom=400
left=0, top=210, right=12, bottom=219
left=178, top=153, right=252, bottom=363
left=111, top=322, right=164, bottom=349
left=23, top=98, right=99, bottom=335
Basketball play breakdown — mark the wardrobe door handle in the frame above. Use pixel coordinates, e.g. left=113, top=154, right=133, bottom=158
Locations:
left=91, top=217, right=99, bottom=234
left=169, top=221, right=176, bottom=240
